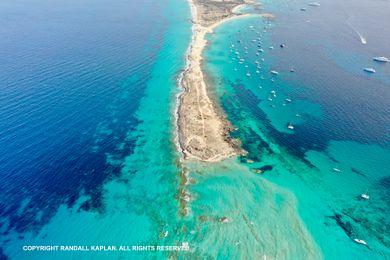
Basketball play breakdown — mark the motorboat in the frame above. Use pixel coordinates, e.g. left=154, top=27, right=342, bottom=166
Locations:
left=354, top=239, right=367, bottom=246
left=373, top=56, right=389, bottom=63
left=363, top=67, right=376, bottom=73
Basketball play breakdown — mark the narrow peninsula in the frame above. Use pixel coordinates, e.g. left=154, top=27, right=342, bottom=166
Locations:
left=178, top=0, right=254, bottom=162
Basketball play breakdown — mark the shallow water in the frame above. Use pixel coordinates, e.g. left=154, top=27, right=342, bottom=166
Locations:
left=203, top=3, right=390, bottom=257
left=0, top=0, right=190, bottom=258
left=0, top=0, right=389, bottom=258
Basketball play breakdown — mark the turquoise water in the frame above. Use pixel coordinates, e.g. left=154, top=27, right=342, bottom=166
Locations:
left=0, top=0, right=191, bottom=258
left=202, top=4, right=390, bottom=258
left=1, top=0, right=389, bottom=258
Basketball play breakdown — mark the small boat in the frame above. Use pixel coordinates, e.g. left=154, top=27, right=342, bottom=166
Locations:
left=296, top=113, right=301, bottom=117
left=259, top=48, right=264, bottom=52
left=268, top=97, right=273, bottom=101
left=360, top=193, right=370, bottom=200
left=363, top=67, right=376, bottom=73
left=290, top=68, right=295, bottom=72
left=332, top=168, right=341, bottom=173
left=246, top=72, right=251, bottom=77
left=354, top=239, right=367, bottom=246
left=285, top=98, right=292, bottom=102
left=287, top=123, right=294, bottom=130
left=308, top=2, right=321, bottom=6
left=256, top=70, right=260, bottom=73
left=301, top=7, right=307, bottom=11
left=373, top=56, right=390, bottom=63
left=269, top=46, right=274, bottom=50
left=270, top=70, right=279, bottom=75
left=280, top=43, right=286, bottom=48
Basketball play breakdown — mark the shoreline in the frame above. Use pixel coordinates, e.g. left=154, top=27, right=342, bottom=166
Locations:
left=176, top=0, right=256, bottom=162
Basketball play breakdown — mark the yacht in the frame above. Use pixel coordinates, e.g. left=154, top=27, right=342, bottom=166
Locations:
left=363, top=67, right=376, bottom=73
left=308, top=2, right=321, bottom=6
left=360, top=193, right=370, bottom=200
left=287, top=123, right=294, bottom=130
left=373, top=56, right=389, bottom=63
left=354, top=239, right=367, bottom=246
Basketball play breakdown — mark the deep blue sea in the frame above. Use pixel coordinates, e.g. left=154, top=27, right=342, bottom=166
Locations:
left=0, top=0, right=190, bottom=258
left=0, top=0, right=389, bottom=259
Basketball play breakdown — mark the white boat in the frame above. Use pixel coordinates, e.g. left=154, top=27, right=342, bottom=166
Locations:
left=363, top=67, right=376, bottom=73
left=301, top=7, right=307, bottom=11
left=269, top=46, right=274, bottom=50
left=308, top=2, right=321, bottom=6
left=287, top=123, right=294, bottom=130
left=354, top=239, right=367, bottom=246
left=373, top=56, right=390, bottom=63
left=270, top=70, right=279, bottom=75
left=332, top=168, right=341, bottom=173
left=246, top=73, right=251, bottom=77
left=360, top=193, right=370, bottom=200
left=285, top=98, right=292, bottom=102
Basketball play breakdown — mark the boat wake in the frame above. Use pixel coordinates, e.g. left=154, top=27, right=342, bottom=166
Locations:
left=342, top=7, right=367, bottom=45
left=355, top=30, right=367, bottom=44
